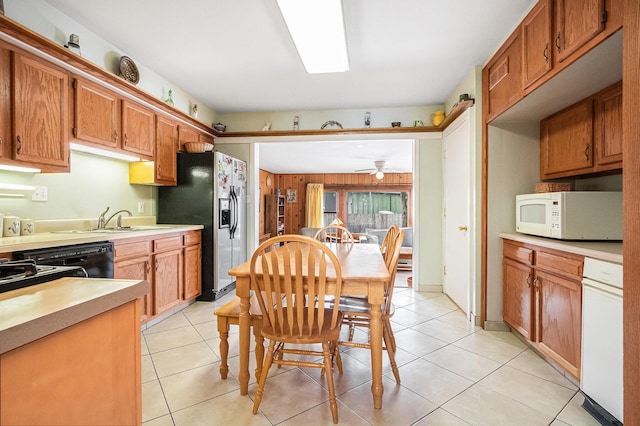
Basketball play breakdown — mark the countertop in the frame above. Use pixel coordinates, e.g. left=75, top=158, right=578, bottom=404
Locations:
left=0, top=224, right=204, bottom=254
left=0, top=277, right=150, bottom=354
left=500, top=232, right=623, bottom=264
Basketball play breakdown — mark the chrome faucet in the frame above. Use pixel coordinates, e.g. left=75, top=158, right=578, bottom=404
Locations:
left=104, top=209, right=133, bottom=228
left=97, top=207, right=110, bottom=229
left=96, top=207, right=133, bottom=229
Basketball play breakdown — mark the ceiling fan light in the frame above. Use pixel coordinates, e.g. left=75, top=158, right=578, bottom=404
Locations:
left=276, top=0, right=349, bottom=74
left=375, top=170, right=384, bottom=180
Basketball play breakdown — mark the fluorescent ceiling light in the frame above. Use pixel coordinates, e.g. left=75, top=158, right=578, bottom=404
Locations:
left=277, top=0, right=349, bottom=74
left=70, top=143, right=141, bottom=162
left=0, top=164, right=41, bottom=173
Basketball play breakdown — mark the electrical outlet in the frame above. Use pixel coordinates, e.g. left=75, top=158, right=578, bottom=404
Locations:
left=137, top=201, right=144, bottom=214
left=32, top=186, right=48, bottom=202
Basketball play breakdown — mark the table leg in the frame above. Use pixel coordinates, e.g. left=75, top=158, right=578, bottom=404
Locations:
left=237, top=277, right=251, bottom=395
left=369, top=302, right=384, bottom=408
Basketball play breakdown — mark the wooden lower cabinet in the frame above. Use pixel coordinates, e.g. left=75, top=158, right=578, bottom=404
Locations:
left=502, top=240, right=583, bottom=379
left=114, top=230, right=202, bottom=323
left=536, top=269, right=582, bottom=378
left=0, top=301, right=142, bottom=425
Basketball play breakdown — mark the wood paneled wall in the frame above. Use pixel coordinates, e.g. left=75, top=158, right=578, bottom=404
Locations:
left=258, top=170, right=412, bottom=235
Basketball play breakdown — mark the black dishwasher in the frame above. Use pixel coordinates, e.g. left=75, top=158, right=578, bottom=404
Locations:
left=13, top=241, right=115, bottom=278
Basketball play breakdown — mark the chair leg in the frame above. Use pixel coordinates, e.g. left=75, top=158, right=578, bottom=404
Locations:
left=323, top=341, right=339, bottom=424
left=217, top=318, right=230, bottom=379
left=383, top=323, right=401, bottom=384
left=384, top=318, right=397, bottom=353
left=253, top=340, right=276, bottom=415
left=253, top=321, right=264, bottom=381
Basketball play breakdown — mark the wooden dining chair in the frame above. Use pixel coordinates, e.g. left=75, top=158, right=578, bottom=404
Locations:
left=380, top=224, right=400, bottom=268
left=313, top=225, right=356, bottom=245
left=337, top=228, right=405, bottom=383
left=250, top=235, right=344, bottom=424
left=214, top=294, right=264, bottom=381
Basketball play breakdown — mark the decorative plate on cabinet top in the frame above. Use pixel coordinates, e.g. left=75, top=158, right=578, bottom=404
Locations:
left=119, top=56, right=140, bottom=84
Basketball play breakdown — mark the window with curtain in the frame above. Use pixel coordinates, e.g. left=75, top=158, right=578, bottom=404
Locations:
left=305, top=183, right=324, bottom=227
left=323, top=191, right=337, bottom=225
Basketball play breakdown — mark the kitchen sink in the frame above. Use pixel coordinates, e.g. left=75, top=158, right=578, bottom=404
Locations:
left=51, top=226, right=173, bottom=234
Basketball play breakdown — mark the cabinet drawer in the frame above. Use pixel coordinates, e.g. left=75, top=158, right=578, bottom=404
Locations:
left=183, top=231, right=201, bottom=246
left=153, top=235, right=182, bottom=252
left=503, top=242, right=533, bottom=265
left=536, top=250, right=583, bottom=278
left=114, top=240, right=151, bottom=260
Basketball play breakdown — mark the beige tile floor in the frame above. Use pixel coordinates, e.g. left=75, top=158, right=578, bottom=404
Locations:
left=141, top=279, right=600, bottom=425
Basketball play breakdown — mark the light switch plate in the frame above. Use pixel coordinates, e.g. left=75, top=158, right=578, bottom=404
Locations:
left=138, top=201, right=144, bottom=213
left=32, top=186, right=48, bottom=202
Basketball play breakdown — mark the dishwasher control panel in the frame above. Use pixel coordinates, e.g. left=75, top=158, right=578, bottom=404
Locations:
left=583, top=258, right=623, bottom=288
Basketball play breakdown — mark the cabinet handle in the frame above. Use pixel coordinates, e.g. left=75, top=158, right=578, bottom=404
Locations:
left=124, top=133, right=128, bottom=146
left=533, top=278, right=539, bottom=290
left=16, top=135, right=22, bottom=154
left=555, top=32, right=561, bottom=53
left=543, top=43, right=549, bottom=63
left=114, top=129, right=118, bottom=144
left=526, top=275, right=532, bottom=288
left=584, top=144, right=590, bottom=160
left=146, top=261, right=151, bottom=275
left=0, top=136, right=2, bottom=147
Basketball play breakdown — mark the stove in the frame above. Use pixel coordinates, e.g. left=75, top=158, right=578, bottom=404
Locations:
left=0, top=259, right=87, bottom=293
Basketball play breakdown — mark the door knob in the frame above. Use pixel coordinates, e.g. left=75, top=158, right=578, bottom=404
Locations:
left=458, top=225, right=468, bottom=231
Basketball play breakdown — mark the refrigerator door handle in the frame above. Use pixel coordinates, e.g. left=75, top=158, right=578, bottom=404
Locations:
left=230, top=187, right=238, bottom=238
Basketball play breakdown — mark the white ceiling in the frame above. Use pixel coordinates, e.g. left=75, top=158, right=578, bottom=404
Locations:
left=43, top=0, right=535, bottom=174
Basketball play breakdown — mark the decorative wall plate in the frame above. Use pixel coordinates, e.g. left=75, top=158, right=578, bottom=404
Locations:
left=119, top=56, right=140, bottom=84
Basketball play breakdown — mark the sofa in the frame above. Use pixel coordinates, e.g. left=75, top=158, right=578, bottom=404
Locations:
left=365, top=227, right=413, bottom=269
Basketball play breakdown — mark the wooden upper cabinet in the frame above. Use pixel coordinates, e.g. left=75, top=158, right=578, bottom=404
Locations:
left=11, top=51, right=69, bottom=169
left=540, top=97, right=594, bottom=179
left=155, top=115, right=178, bottom=185
left=594, top=81, right=622, bottom=169
left=122, top=100, right=154, bottom=159
left=554, top=0, right=606, bottom=62
left=199, top=132, right=214, bottom=146
left=0, top=45, right=10, bottom=161
left=484, top=29, right=524, bottom=122
left=522, top=0, right=552, bottom=88
left=178, top=125, right=199, bottom=152
left=540, top=81, right=621, bottom=179
left=73, top=79, right=120, bottom=149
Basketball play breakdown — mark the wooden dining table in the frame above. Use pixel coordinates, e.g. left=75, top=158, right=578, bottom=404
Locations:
left=228, top=242, right=391, bottom=409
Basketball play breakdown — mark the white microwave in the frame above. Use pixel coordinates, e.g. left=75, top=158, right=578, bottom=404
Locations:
left=515, top=191, right=623, bottom=240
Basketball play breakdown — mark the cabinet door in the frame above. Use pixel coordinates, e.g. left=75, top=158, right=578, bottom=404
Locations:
left=484, top=29, right=524, bottom=121
left=12, top=51, right=69, bottom=168
left=155, top=115, right=178, bottom=185
left=535, top=270, right=582, bottom=379
left=540, top=97, right=594, bottom=178
left=122, top=100, right=154, bottom=158
left=114, top=256, right=153, bottom=322
left=178, top=125, right=198, bottom=152
left=503, top=258, right=535, bottom=340
left=183, top=243, right=202, bottom=300
left=0, top=46, right=10, bottom=161
left=199, top=132, right=214, bottom=147
left=594, top=81, right=622, bottom=169
left=153, top=248, right=183, bottom=315
left=554, top=0, right=605, bottom=62
left=522, top=0, right=552, bottom=88
left=74, top=79, right=120, bottom=149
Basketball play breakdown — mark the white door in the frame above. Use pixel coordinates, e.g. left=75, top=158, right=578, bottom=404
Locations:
left=443, top=110, right=471, bottom=315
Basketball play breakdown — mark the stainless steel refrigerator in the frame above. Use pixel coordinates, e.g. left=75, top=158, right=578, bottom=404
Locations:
left=158, top=151, right=247, bottom=301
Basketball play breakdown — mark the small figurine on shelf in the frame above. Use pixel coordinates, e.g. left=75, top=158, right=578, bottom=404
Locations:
left=164, top=89, right=174, bottom=106
left=364, top=112, right=371, bottom=128
left=261, top=121, right=272, bottom=131
left=190, top=103, right=198, bottom=118
left=293, top=116, right=299, bottom=130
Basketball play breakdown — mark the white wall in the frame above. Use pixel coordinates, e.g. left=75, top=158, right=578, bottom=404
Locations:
left=217, top=106, right=444, bottom=133
left=0, top=152, right=155, bottom=220
left=486, top=122, right=540, bottom=323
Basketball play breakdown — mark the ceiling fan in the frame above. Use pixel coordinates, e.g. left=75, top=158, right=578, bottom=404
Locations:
left=354, top=160, right=401, bottom=180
